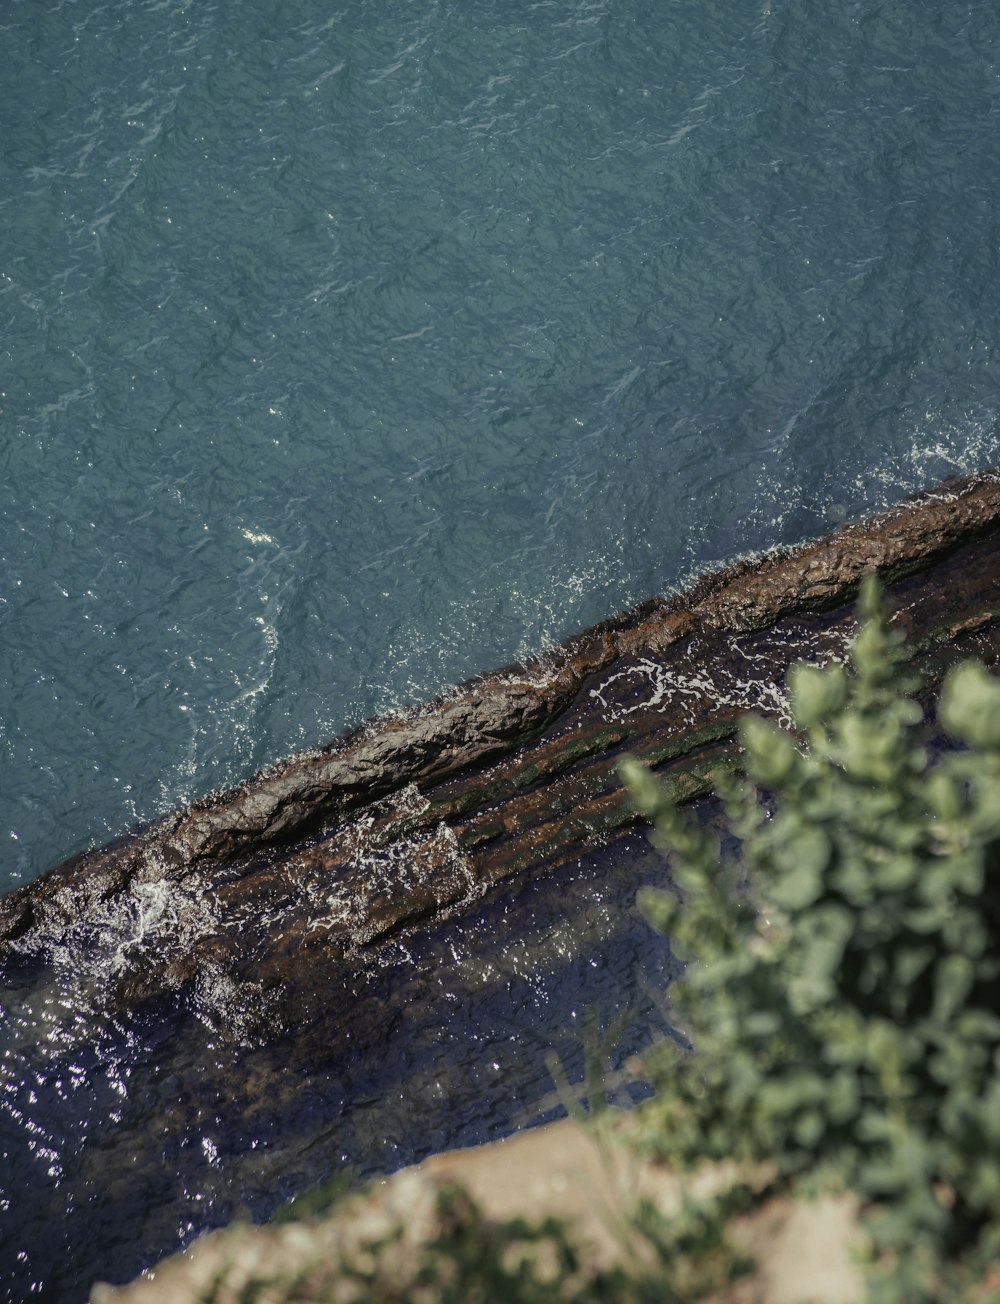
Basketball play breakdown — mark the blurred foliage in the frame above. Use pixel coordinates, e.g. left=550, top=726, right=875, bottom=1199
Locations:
left=389, top=1183, right=752, bottom=1304
left=621, top=575, right=1000, bottom=1302
left=190, top=1176, right=753, bottom=1303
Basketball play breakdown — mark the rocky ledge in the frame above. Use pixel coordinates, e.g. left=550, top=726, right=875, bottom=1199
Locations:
left=3, top=471, right=1000, bottom=1034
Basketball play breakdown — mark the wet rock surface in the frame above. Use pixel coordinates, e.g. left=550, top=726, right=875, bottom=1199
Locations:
left=4, top=472, right=1000, bottom=1004
left=2, top=471, right=1000, bottom=1300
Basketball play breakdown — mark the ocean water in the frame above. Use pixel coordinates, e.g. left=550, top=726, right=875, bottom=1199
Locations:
left=2, top=0, right=999, bottom=887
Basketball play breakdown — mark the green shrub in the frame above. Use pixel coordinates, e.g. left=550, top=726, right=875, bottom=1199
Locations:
left=621, top=575, right=1000, bottom=1302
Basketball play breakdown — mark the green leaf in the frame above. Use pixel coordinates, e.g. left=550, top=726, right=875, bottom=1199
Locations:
left=790, top=661, right=847, bottom=729
left=940, top=660, right=1000, bottom=749
left=768, top=826, right=829, bottom=910
left=932, top=954, right=975, bottom=1024
left=741, top=716, right=800, bottom=788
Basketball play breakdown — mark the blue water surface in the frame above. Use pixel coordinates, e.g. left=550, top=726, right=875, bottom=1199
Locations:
left=2, top=0, right=999, bottom=886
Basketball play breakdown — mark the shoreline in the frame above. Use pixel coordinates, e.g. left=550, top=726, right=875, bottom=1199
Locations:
left=4, top=469, right=1000, bottom=960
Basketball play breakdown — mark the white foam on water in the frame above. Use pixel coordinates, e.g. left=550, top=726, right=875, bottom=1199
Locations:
left=859, top=411, right=1000, bottom=506
left=588, top=625, right=855, bottom=732
left=4, top=845, right=224, bottom=1058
